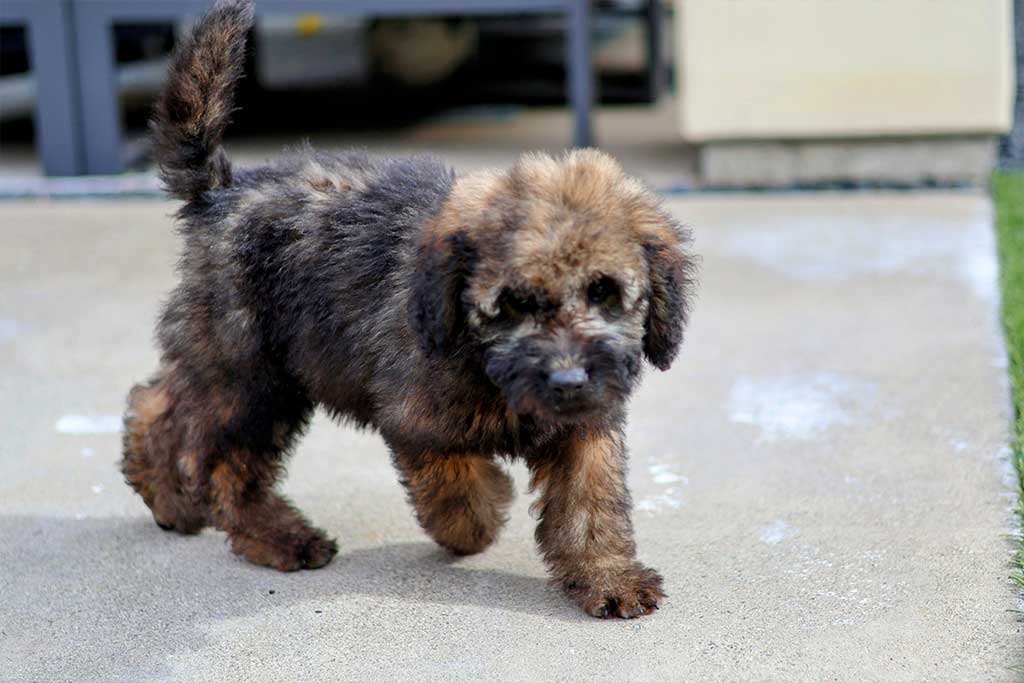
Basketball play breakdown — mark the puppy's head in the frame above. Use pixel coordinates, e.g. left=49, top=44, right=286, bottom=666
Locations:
left=410, top=150, right=696, bottom=423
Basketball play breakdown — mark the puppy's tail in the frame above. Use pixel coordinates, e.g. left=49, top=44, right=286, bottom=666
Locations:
left=150, top=0, right=254, bottom=202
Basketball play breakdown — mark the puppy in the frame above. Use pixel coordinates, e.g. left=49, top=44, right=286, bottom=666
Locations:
left=122, top=0, right=696, bottom=619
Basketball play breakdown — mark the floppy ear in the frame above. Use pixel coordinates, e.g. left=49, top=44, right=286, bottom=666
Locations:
left=642, top=226, right=695, bottom=371
left=409, top=231, right=476, bottom=356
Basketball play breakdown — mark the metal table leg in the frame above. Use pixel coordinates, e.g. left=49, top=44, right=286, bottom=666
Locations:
left=566, top=0, right=594, bottom=148
left=73, top=7, right=122, bottom=175
left=1, top=0, right=84, bottom=176
left=643, top=0, right=664, bottom=103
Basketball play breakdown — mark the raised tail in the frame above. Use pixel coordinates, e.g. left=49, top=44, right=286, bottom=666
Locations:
left=150, top=0, right=254, bottom=202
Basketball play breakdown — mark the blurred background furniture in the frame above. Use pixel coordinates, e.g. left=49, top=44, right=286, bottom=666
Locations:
left=6, top=0, right=1015, bottom=183
left=2, top=1, right=668, bottom=178
left=69, top=0, right=597, bottom=175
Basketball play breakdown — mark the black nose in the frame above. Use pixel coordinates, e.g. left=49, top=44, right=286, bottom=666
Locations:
left=548, top=367, right=587, bottom=399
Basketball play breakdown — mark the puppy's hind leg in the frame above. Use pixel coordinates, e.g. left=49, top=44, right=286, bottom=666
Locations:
left=195, top=387, right=337, bottom=572
left=392, top=449, right=514, bottom=556
left=206, top=456, right=338, bottom=572
left=122, top=371, right=208, bottom=534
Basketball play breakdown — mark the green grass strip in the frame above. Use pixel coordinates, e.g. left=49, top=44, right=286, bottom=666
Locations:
left=993, top=172, right=1024, bottom=598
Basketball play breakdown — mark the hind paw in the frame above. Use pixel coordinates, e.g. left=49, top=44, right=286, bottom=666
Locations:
left=228, top=526, right=338, bottom=572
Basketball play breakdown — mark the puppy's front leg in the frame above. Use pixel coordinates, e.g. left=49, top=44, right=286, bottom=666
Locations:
left=529, top=428, right=664, bottom=618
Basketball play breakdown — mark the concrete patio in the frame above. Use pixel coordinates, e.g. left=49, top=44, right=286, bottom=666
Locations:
left=0, top=187, right=1020, bottom=680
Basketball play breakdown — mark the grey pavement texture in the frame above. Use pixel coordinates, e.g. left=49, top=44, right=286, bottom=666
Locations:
left=0, top=190, right=1021, bottom=681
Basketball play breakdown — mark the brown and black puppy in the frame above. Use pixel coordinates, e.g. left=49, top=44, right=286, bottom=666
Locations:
left=123, top=0, right=696, bottom=619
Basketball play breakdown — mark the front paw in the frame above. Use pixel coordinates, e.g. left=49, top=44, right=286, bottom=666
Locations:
left=565, top=563, right=665, bottom=619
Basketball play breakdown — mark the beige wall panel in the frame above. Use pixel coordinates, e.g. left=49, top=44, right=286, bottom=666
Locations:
left=677, top=0, right=1016, bottom=141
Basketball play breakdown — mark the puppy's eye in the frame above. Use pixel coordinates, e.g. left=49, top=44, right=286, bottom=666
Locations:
left=500, top=290, right=539, bottom=318
left=587, top=276, right=620, bottom=307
